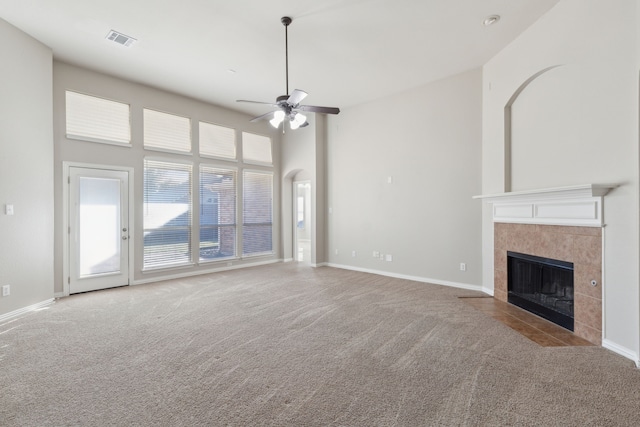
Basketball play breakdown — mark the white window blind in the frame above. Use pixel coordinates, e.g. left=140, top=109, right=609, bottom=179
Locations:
left=65, top=91, right=131, bottom=145
left=144, top=109, right=192, bottom=153
left=242, top=170, right=273, bottom=256
left=200, top=122, right=236, bottom=159
left=200, top=166, right=236, bottom=261
left=242, top=132, right=272, bottom=164
left=143, top=159, right=192, bottom=269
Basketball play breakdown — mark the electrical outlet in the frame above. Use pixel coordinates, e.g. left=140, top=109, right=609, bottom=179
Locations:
left=335, top=249, right=339, bottom=255
left=385, top=254, right=393, bottom=262
left=373, top=251, right=379, bottom=258
left=460, top=263, right=467, bottom=272
left=2, top=285, right=10, bottom=297
left=352, top=250, right=357, bottom=257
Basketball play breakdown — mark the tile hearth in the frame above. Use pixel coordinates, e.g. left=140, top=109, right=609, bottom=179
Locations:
left=463, top=297, right=594, bottom=347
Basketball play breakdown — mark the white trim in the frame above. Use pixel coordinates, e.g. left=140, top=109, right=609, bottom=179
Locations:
left=326, top=263, right=483, bottom=293
left=66, top=134, right=132, bottom=147
left=311, top=262, right=328, bottom=268
left=0, top=299, right=55, bottom=323
left=482, top=286, right=495, bottom=296
left=473, top=184, right=617, bottom=201
left=602, top=339, right=639, bottom=366
left=283, top=258, right=294, bottom=263
left=474, top=184, right=617, bottom=227
left=133, top=258, right=280, bottom=285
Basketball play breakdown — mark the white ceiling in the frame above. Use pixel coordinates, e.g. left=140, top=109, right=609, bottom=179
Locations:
left=0, top=0, right=560, bottom=117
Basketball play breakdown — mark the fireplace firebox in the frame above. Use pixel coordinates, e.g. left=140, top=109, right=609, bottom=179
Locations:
left=507, top=251, right=574, bottom=331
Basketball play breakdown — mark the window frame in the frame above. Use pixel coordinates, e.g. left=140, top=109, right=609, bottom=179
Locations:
left=142, top=157, right=194, bottom=271
left=199, top=164, right=238, bottom=263
left=241, top=168, right=275, bottom=257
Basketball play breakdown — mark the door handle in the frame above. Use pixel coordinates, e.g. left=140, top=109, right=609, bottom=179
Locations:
left=122, top=228, right=128, bottom=232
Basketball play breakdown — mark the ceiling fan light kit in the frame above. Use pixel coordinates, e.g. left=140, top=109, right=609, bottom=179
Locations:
left=237, top=16, right=340, bottom=131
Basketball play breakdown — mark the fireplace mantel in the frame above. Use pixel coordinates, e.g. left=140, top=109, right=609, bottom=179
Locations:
left=474, top=184, right=617, bottom=227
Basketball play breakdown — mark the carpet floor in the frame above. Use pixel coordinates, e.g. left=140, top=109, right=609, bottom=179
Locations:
left=1, top=263, right=639, bottom=426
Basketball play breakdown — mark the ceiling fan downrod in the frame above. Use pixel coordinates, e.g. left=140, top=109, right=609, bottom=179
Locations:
left=281, top=16, right=292, bottom=97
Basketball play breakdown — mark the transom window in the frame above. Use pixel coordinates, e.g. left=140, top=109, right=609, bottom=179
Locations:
left=144, top=109, right=192, bottom=153
left=65, top=91, right=131, bottom=146
left=200, top=121, right=236, bottom=160
left=242, top=132, right=272, bottom=165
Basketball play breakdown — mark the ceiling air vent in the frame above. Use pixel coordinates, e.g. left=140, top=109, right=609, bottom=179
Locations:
left=106, top=30, right=136, bottom=47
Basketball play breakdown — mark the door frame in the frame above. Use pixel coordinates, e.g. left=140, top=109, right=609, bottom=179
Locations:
left=62, top=161, right=135, bottom=296
left=292, top=180, right=312, bottom=264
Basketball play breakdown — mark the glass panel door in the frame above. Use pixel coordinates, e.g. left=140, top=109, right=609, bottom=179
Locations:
left=69, top=167, right=129, bottom=293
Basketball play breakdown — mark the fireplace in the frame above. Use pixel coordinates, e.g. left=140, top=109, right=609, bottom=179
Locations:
left=475, top=185, right=614, bottom=345
left=507, top=251, right=574, bottom=331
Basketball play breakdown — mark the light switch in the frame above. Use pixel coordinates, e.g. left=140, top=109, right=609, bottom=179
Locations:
left=5, top=204, right=14, bottom=215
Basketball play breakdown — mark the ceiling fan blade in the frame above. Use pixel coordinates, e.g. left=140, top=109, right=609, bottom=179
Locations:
left=287, top=89, right=308, bottom=106
left=237, top=99, right=279, bottom=107
left=249, top=111, right=277, bottom=123
left=297, top=105, right=341, bottom=115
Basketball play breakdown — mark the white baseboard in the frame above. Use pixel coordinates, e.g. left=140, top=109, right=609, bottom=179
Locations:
left=326, top=263, right=483, bottom=293
left=311, top=262, right=328, bottom=268
left=283, top=258, right=294, bottom=263
left=602, top=339, right=640, bottom=367
left=133, top=258, right=281, bottom=285
left=482, top=287, right=494, bottom=296
left=0, top=298, right=55, bottom=323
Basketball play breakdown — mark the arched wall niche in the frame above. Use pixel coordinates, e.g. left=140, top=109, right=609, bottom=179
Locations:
left=503, top=65, right=586, bottom=192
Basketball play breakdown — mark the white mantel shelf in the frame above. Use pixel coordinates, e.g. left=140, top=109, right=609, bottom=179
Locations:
left=473, top=184, right=618, bottom=227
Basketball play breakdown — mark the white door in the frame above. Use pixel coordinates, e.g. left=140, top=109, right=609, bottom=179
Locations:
left=69, top=167, right=129, bottom=294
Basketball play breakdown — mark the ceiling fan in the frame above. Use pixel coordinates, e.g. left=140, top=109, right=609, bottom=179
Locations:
left=237, top=16, right=340, bottom=130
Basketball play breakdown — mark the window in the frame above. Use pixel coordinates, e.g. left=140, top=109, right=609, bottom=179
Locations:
left=242, top=170, right=273, bottom=256
left=143, top=159, right=192, bottom=269
left=144, top=109, right=191, bottom=153
left=242, top=132, right=272, bottom=165
left=200, top=122, right=236, bottom=159
left=65, top=91, right=131, bottom=145
left=200, top=166, right=236, bottom=261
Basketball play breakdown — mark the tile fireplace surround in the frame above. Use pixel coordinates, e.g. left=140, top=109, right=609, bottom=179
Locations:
left=494, top=223, right=602, bottom=344
left=476, top=185, right=615, bottom=345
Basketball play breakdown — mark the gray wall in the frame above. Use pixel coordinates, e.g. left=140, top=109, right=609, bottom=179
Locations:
left=325, top=68, right=483, bottom=289
left=482, top=0, right=639, bottom=360
left=53, top=62, right=282, bottom=294
left=0, top=18, right=54, bottom=315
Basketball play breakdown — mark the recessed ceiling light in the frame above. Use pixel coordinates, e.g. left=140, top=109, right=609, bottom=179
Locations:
left=483, top=15, right=501, bottom=26
left=106, top=30, right=136, bottom=47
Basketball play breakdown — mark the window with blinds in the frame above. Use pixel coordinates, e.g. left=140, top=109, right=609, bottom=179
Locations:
left=65, top=91, right=131, bottom=145
left=242, top=132, right=272, bottom=165
left=242, top=170, right=273, bottom=256
left=200, top=166, right=236, bottom=261
left=200, top=122, right=236, bottom=159
left=144, top=109, right=192, bottom=153
left=143, top=159, right=192, bottom=269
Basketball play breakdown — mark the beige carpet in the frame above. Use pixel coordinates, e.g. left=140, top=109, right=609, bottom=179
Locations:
left=1, top=263, right=639, bottom=426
